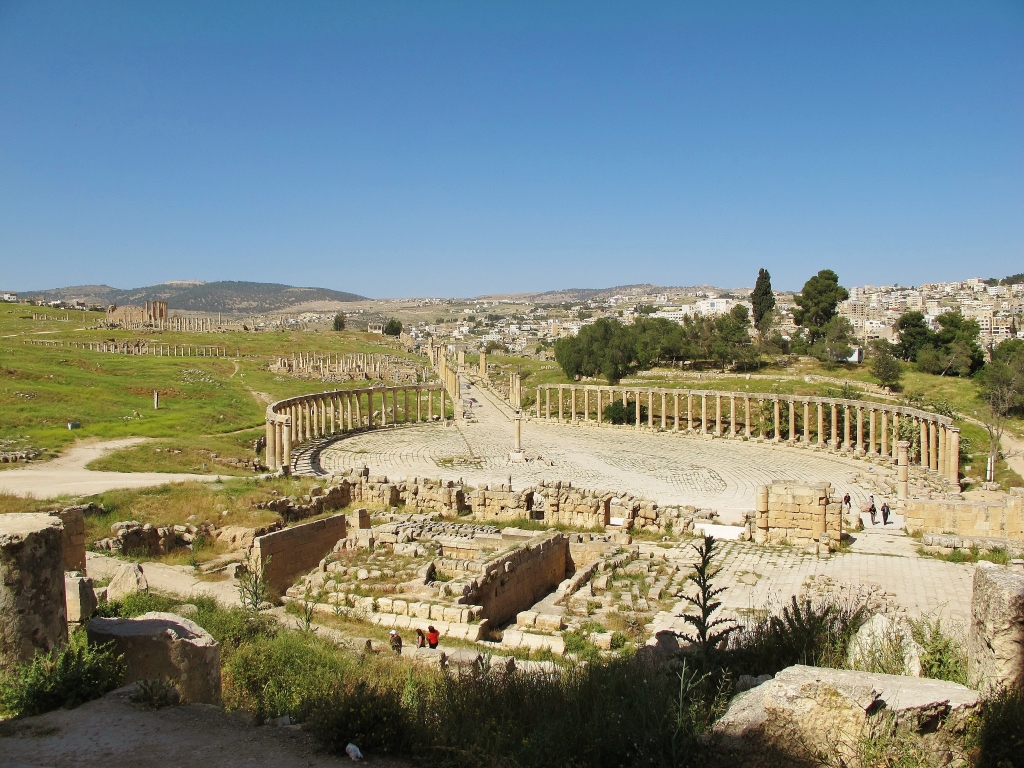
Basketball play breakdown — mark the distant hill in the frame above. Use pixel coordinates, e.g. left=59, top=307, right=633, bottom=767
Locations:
left=22, top=281, right=369, bottom=314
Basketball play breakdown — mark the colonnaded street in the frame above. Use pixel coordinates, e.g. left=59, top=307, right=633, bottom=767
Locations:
left=313, top=378, right=883, bottom=522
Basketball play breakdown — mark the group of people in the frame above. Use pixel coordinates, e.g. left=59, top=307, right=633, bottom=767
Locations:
left=388, top=625, right=440, bottom=654
left=842, top=493, right=892, bottom=527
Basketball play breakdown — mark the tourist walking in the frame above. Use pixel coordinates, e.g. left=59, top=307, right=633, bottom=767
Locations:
left=415, top=628, right=427, bottom=648
left=843, top=493, right=852, bottom=512
left=389, top=630, right=402, bottom=655
left=881, top=501, right=890, bottom=526
left=869, top=501, right=878, bottom=526
left=427, top=625, right=440, bottom=649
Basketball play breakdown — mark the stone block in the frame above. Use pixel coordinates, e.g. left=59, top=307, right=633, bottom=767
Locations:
left=534, top=613, right=565, bottom=632
left=710, top=664, right=977, bottom=765
left=429, top=604, right=445, bottom=621
left=65, top=573, right=98, bottom=623
left=0, top=513, right=68, bottom=668
left=969, top=562, right=1024, bottom=693
left=415, top=602, right=431, bottom=619
left=517, top=610, right=539, bottom=627
left=391, top=599, right=408, bottom=615
left=107, top=562, right=149, bottom=602
left=87, top=612, right=221, bottom=704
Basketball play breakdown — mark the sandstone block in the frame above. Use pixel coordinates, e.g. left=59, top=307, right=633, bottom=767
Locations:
left=0, top=513, right=67, bottom=668
left=516, top=610, right=539, bottom=627
left=534, top=613, right=565, bottom=632
left=87, top=612, right=221, bottom=704
left=65, top=573, right=98, bottom=623
left=710, top=664, right=977, bottom=765
left=969, top=562, right=1024, bottom=692
left=107, top=562, right=148, bottom=602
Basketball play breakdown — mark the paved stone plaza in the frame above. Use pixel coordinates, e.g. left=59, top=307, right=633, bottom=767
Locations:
left=314, top=380, right=880, bottom=522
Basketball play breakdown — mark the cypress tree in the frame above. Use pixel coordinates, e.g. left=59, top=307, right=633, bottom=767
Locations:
left=751, top=268, right=775, bottom=327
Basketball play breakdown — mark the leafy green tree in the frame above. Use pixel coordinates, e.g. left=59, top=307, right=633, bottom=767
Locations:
left=894, top=312, right=932, bottom=361
left=977, top=354, right=1024, bottom=481
left=383, top=319, right=402, bottom=336
left=792, top=269, right=849, bottom=343
left=810, top=316, right=855, bottom=365
left=332, top=312, right=346, bottom=332
left=750, top=268, right=776, bottom=330
left=870, top=348, right=903, bottom=390
left=915, top=312, right=984, bottom=376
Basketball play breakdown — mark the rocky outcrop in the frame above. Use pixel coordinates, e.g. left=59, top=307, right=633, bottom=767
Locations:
left=87, top=612, right=221, bottom=704
left=969, top=561, right=1024, bottom=693
left=106, top=562, right=149, bottom=602
left=0, top=513, right=68, bottom=668
left=710, top=665, right=978, bottom=766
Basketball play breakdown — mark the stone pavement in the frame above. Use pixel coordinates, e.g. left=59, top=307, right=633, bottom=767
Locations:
left=649, top=526, right=975, bottom=638
left=315, top=379, right=886, bottom=522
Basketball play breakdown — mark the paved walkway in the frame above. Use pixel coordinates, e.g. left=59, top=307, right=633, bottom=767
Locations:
left=0, top=438, right=220, bottom=499
left=315, top=380, right=886, bottom=522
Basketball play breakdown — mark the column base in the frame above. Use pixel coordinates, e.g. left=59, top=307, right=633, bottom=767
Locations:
left=509, top=450, right=527, bottom=462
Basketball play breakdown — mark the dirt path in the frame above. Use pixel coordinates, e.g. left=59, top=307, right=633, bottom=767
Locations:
left=0, top=438, right=220, bottom=499
left=0, top=684, right=410, bottom=768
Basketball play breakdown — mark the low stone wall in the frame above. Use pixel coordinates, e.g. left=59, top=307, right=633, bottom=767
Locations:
left=921, top=532, right=1024, bottom=557
left=464, top=532, right=570, bottom=626
left=904, top=491, right=1024, bottom=540
left=251, top=513, right=348, bottom=597
left=754, top=481, right=842, bottom=549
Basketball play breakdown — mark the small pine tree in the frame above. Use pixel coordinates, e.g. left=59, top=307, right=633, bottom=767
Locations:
left=383, top=318, right=402, bottom=336
left=679, top=535, right=735, bottom=666
left=332, top=312, right=346, bottom=331
left=870, top=351, right=902, bottom=390
left=751, top=268, right=776, bottom=329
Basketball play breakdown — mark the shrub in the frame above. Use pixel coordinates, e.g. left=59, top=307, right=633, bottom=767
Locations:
left=908, top=616, right=968, bottom=686
left=603, top=400, right=647, bottom=425
left=0, top=630, right=125, bottom=718
left=970, top=685, right=1024, bottom=767
left=309, top=680, right=411, bottom=755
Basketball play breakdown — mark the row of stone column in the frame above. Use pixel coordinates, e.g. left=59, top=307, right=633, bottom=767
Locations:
left=170, top=316, right=217, bottom=332
left=536, top=385, right=960, bottom=483
left=429, top=345, right=463, bottom=420
left=265, top=385, right=447, bottom=471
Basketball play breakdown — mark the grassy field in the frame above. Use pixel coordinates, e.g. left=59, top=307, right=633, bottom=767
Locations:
left=0, top=305, right=430, bottom=470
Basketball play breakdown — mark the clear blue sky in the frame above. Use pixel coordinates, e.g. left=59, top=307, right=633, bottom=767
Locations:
left=1, top=1, right=1021, bottom=297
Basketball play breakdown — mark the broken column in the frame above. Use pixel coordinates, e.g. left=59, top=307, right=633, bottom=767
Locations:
left=0, top=513, right=68, bottom=669
left=969, top=562, right=1024, bottom=693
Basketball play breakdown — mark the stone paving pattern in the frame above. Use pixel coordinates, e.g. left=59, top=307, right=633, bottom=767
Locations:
left=316, top=380, right=880, bottom=521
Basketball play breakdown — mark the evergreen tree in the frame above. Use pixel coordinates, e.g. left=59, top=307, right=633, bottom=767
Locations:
left=751, top=268, right=776, bottom=329
left=793, top=269, right=849, bottom=343
left=332, top=312, right=346, bottom=331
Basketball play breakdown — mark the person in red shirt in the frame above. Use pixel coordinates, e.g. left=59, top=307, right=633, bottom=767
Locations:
left=426, top=625, right=440, bottom=649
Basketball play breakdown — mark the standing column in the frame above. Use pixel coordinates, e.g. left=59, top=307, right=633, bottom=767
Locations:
left=404, top=389, right=410, bottom=423
left=715, top=394, right=722, bottom=436
left=597, top=389, right=603, bottom=424
left=701, top=394, right=708, bottom=434
left=948, top=427, right=961, bottom=485
left=585, top=388, right=591, bottom=422
left=558, top=387, right=564, bottom=422
left=897, top=441, right=909, bottom=504
left=537, top=387, right=542, bottom=419
left=855, top=406, right=864, bottom=455
left=265, top=419, right=277, bottom=470
left=788, top=400, right=795, bottom=443
left=416, top=388, right=422, bottom=422
left=282, top=419, right=292, bottom=473
left=803, top=401, right=810, bottom=444
left=843, top=406, right=851, bottom=451
left=744, top=396, right=751, bottom=438
left=880, top=411, right=889, bottom=458
left=687, top=393, right=694, bottom=432
left=929, top=422, right=939, bottom=471
left=661, top=392, right=667, bottom=430
left=648, top=391, right=654, bottom=429
left=938, top=425, right=947, bottom=477
left=831, top=404, right=839, bottom=450
left=868, top=409, right=877, bottom=456
left=674, top=393, right=680, bottom=432
left=729, top=395, right=736, bottom=437
left=920, top=418, right=929, bottom=468
left=274, top=421, right=283, bottom=468
left=817, top=403, right=824, bottom=447
left=427, top=389, right=433, bottom=421
left=773, top=398, right=781, bottom=443
left=635, top=392, right=641, bottom=428
left=570, top=388, right=576, bottom=422
left=891, top=413, right=900, bottom=459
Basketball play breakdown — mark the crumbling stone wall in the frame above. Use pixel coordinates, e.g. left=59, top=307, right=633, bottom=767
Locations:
left=251, top=513, right=348, bottom=596
left=904, top=490, right=1024, bottom=540
left=50, top=504, right=89, bottom=572
left=969, top=562, right=1024, bottom=693
left=462, top=532, right=570, bottom=626
left=754, top=481, right=842, bottom=549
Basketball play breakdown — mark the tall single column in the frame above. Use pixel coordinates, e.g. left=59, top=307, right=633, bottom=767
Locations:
left=558, top=386, right=564, bottom=422
left=891, top=413, right=900, bottom=459
left=635, top=392, right=641, bottom=428
left=773, top=398, right=781, bottom=442
left=868, top=409, right=877, bottom=456
left=880, top=411, right=889, bottom=458
left=929, top=421, right=939, bottom=471
left=729, top=395, right=736, bottom=437
left=938, top=425, right=947, bottom=477
left=897, top=440, right=909, bottom=504
left=570, top=388, right=576, bottom=422
left=948, top=428, right=961, bottom=485
left=265, top=419, right=277, bottom=470
left=661, top=391, right=667, bottom=430
left=744, top=396, right=751, bottom=438
left=687, top=393, right=694, bottom=432
left=648, top=391, right=654, bottom=429
left=585, top=388, right=591, bottom=422
left=282, top=419, right=292, bottom=472
left=803, top=401, right=810, bottom=443
left=674, top=393, right=680, bottom=432
left=427, top=389, right=433, bottom=421
left=715, top=394, right=722, bottom=436
left=920, top=418, right=929, bottom=468
left=855, top=406, right=864, bottom=455
left=817, top=403, right=824, bottom=447
left=274, top=421, right=283, bottom=468
left=843, top=406, right=851, bottom=451
left=701, top=394, right=708, bottom=434
left=404, top=389, right=410, bottom=423
left=788, top=400, right=795, bottom=443
left=537, top=387, right=542, bottom=418
left=596, top=389, right=603, bottom=424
